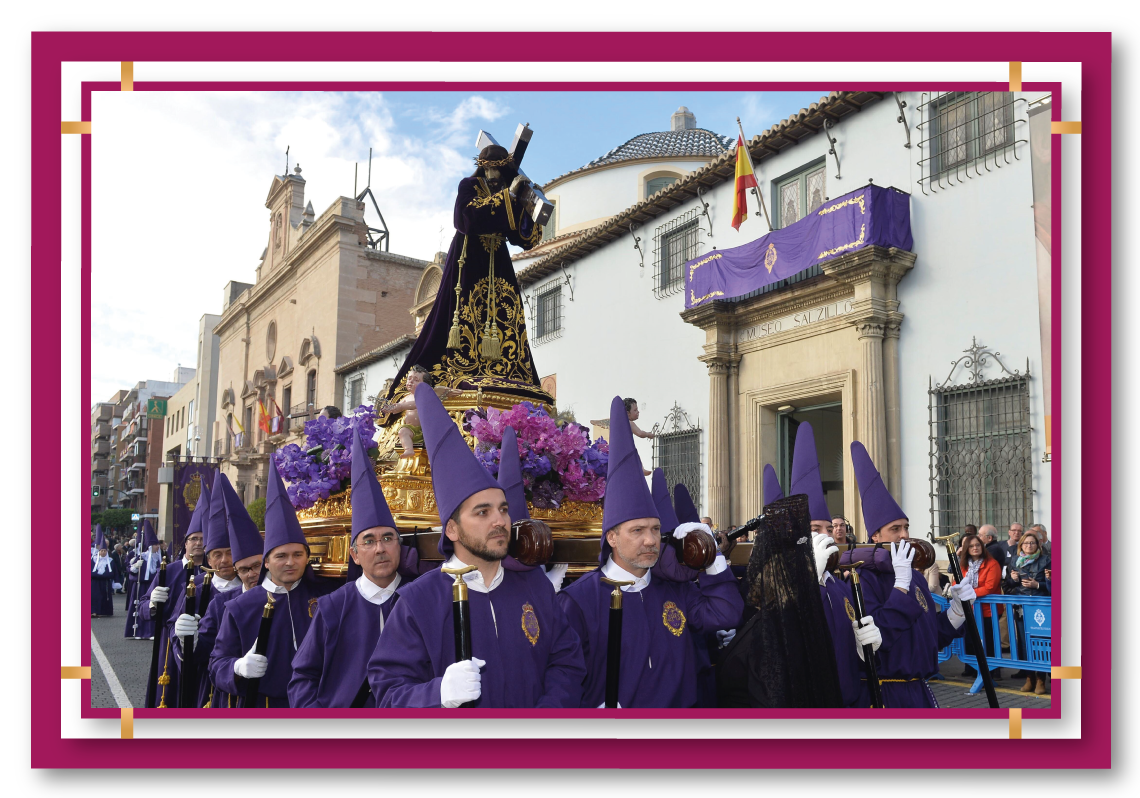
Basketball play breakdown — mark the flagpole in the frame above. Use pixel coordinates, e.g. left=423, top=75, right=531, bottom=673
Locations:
left=737, top=117, right=772, bottom=231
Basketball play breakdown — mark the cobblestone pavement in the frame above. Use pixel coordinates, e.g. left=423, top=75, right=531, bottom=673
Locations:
left=90, top=607, right=1052, bottom=711
left=90, top=602, right=155, bottom=709
left=929, top=656, right=1052, bottom=709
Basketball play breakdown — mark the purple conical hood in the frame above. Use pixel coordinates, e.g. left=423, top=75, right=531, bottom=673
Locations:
left=186, top=478, right=211, bottom=542
left=651, top=469, right=680, bottom=534
left=141, top=519, right=159, bottom=550
left=498, top=426, right=530, bottom=523
left=94, top=524, right=105, bottom=550
left=263, top=457, right=308, bottom=557
left=351, top=426, right=396, bottom=543
left=601, top=396, right=659, bottom=564
left=763, top=464, right=784, bottom=504
left=205, top=471, right=230, bottom=553
left=219, top=474, right=263, bottom=563
left=790, top=422, right=832, bottom=523
left=415, top=382, right=501, bottom=556
left=673, top=483, right=701, bottom=526
left=850, top=441, right=906, bottom=536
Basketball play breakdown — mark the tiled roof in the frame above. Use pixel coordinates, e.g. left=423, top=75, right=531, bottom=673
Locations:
left=519, top=92, right=885, bottom=288
left=545, top=128, right=733, bottom=187
left=335, top=333, right=417, bottom=373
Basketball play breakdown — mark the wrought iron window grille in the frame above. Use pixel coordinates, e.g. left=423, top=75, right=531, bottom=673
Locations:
left=652, top=209, right=704, bottom=299
left=530, top=278, right=563, bottom=345
left=915, top=91, right=1027, bottom=195
left=651, top=402, right=703, bottom=514
left=928, top=338, right=1034, bottom=541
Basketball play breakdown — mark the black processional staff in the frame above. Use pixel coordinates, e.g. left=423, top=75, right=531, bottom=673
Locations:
left=600, top=577, right=635, bottom=709
left=933, top=532, right=1000, bottom=709
left=442, top=564, right=479, bottom=708
left=145, top=558, right=168, bottom=709
left=845, top=564, right=885, bottom=709
left=178, top=568, right=199, bottom=708
left=244, top=594, right=276, bottom=709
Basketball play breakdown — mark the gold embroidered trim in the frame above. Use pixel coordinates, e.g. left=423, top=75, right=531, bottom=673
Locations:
left=690, top=289, right=725, bottom=305
left=688, top=252, right=722, bottom=281
left=479, top=233, right=505, bottom=255
left=818, top=223, right=866, bottom=259
left=817, top=194, right=866, bottom=216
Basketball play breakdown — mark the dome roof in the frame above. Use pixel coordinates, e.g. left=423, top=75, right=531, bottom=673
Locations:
left=545, top=127, right=734, bottom=186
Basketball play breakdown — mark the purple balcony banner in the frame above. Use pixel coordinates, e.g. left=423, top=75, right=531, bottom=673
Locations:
left=173, top=463, right=215, bottom=553
left=684, top=184, right=912, bottom=308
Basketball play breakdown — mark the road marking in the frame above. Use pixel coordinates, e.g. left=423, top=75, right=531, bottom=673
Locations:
left=935, top=678, right=1051, bottom=699
left=91, top=629, right=134, bottom=709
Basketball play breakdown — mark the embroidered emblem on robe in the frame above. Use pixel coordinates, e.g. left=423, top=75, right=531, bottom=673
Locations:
left=521, top=603, right=540, bottom=645
left=662, top=601, right=686, bottom=637
left=916, top=589, right=928, bottom=613
left=844, top=597, right=857, bottom=623
left=308, top=597, right=319, bottom=618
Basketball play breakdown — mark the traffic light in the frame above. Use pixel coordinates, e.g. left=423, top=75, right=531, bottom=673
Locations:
left=92, top=486, right=100, bottom=497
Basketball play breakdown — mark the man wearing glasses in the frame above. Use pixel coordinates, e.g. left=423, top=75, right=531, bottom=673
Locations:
left=289, top=428, right=427, bottom=708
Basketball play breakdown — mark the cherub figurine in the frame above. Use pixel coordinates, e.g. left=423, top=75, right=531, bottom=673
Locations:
left=377, top=365, right=458, bottom=458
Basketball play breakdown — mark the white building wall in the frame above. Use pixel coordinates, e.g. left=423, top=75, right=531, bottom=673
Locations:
left=340, top=344, right=414, bottom=411
left=519, top=91, right=1050, bottom=532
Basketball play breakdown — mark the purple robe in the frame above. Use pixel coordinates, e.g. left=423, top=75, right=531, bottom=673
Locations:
left=209, top=576, right=335, bottom=708
left=195, top=586, right=244, bottom=709
left=558, top=565, right=743, bottom=708
left=91, top=560, right=114, bottom=616
left=367, top=567, right=585, bottom=708
left=140, top=559, right=203, bottom=708
left=819, top=577, right=871, bottom=708
left=123, top=555, right=155, bottom=639
left=289, top=580, right=404, bottom=708
left=858, top=566, right=964, bottom=708
left=169, top=578, right=241, bottom=708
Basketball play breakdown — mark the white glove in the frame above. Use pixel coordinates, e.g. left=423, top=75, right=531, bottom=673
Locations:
left=811, top=532, right=839, bottom=585
left=890, top=541, right=914, bottom=592
left=174, top=613, right=200, bottom=644
left=705, top=552, right=728, bottom=576
left=545, top=563, right=568, bottom=594
left=716, top=628, right=737, bottom=648
left=149, top=585, right=170, bottom=611
left=597, top=701, right=623, bottom=708
left=130, top=561, right=140, bottom=573
left=947, top=582, right=976, bottom=629
left=440, top=657, right=485, bottom=708
left=234, top=643, right=268, bottom=680
left=852, top=616, right=882, bottom=660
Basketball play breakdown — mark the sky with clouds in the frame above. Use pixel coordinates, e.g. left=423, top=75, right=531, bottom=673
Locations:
left=90, top=89, right=828, bottom=405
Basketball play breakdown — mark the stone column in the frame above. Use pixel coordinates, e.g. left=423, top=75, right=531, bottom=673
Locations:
left=727, top=361, right=740, bottom=527
left=856, top=321, right=888, bottom=473
left=706, top=361, right=732, bottom=530
left=883, top=321, right=903, bottom=496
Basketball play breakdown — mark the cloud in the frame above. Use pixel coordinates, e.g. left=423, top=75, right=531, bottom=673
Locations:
left=739, top=93, right=776, bottom=132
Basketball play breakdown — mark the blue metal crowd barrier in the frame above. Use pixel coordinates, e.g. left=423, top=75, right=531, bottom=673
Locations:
left=933, top=594, right=1052, bottom=692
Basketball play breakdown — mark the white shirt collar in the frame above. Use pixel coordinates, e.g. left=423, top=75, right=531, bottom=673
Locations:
left=261, top=575, right=301, bottom=594
left=442, top=555, right=504, bottom=593
left=356, top=573, right=402, bottom=606
left=602, top=556, right=651, bottom=593
left=211, top=574, right=239, bottom=592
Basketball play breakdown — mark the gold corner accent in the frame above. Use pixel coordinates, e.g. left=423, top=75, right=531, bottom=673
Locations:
left=121, top=62, right=134, bottom=91
left=1009, top=62, right=1022, bottom=92
left=61, top=666, right=91, bottom=680
left=1051, top=121, right=1081, bottom=135
left=1008, top=707, right=1022, bottom=739
left=61, top=121, right=91, bottom=135
left=121, top=708, right=134, bottom=739
left=1051, top=666, right=1081, bottom=679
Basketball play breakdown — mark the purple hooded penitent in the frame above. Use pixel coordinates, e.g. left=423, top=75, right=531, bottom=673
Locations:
left=763, top=464, right=784, bottom=505
left=650, top=469, right=680, bottom=534
left=263, top=457, right=308, bottom=557
left=498, top=425, right=530, bottom=523
left=351, top=426, right=396, bottom=543
left=220, top=475, right=263, bottom=564
left=94, top=524, right=105, bottom=551
left=790, top=422, right=832, bottom=523
left=141, top=519, right=158, bottom=550
left=673, top=483, right=701, bottom=526
left=415, top=382, right=501, bottom=556
left=205, top=470, right=230, bottom=554
left=850, top=441, right=907, bottom=536
left=186, top=478, right=211, bottom=541
left=600, top=396, right=659, bottom=564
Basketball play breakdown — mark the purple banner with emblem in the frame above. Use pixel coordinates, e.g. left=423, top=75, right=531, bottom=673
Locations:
left=685, top=184, right=912, bottom=308
left=173, top=463, right=215, bottom=552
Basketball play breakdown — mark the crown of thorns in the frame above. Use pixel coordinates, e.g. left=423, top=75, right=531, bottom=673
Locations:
left=474, top=154, right=515, bottom=168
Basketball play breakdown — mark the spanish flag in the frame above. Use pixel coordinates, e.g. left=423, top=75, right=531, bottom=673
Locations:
left=258, top=400, right=271, bottom=434
left=731, top=135, right=758, bottom=230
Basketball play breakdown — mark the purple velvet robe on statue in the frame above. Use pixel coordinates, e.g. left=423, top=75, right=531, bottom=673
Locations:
left=209, top=576, right=335, bottom=708
left=367, top=566, right=586, bottom=708
left=857, top=566, right=964, bottom=708
left=819, top=576, right=871, bottom=708
left=289, top=581, right=405, bottom=708
left=558, top=566, right=743, bottom=708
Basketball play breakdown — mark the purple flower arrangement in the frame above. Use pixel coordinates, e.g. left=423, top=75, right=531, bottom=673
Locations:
left=273, top=405, right=378, bottom=509
left=464, top=402, right=609, bottom=509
